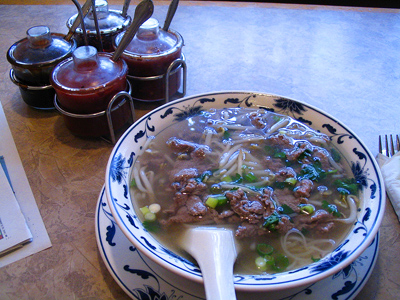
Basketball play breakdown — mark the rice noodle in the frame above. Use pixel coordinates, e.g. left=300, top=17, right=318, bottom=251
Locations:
left=204, top=128, right=214, bottom=147
left=219, top=144, right=242, bottom=167
left=224, top=162, right=238, bottom=177
left=132, top=164, right=147, bottom=193
left=268, top=118, right=290, bottom=134
left=281, top=229, right=336, bottom=267
left=237, top=149, right=244, bottom=176
left=140, top=167, right=154, bottom=196
left=140, top=136, right=155, bottom=155
left=333, top=195, right=358, bottom=224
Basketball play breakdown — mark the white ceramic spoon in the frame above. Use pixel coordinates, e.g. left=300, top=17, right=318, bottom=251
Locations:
left=181, top=227, right=238, bottom=300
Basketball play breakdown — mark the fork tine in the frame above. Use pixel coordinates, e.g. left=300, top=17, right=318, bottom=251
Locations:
left=379, top=135, right=383, bottom=154
left=385, top=135, right=390, bottom=157
left=397, top=135, right=400, bottom=153
left=390, top=134, right=395, bottom=157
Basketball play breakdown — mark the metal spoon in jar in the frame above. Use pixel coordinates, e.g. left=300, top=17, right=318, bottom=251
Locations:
left=163, top=0, right=179, bottom=32
left=112, top=0, right=154, bottom=62
left=180, top=226, right=238, bottom=300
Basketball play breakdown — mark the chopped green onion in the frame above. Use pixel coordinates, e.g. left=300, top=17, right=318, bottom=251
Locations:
left=144, top=212, right=156, bottom=222
left=255, top=256, right=267, bottom=271
left=140, top=206, right=150, bottom=216
left=221, top=175, right=232, bottom=182
left=205, top=196, right=219, bottom=208
left=243, top=172, right=258, bottom=183
left=284, top=177, right=297, bottom=186
left=149, top=203, right=161, bottom=214
left=299, top=204, right=315, bottom=215
left=256, top=244, right=274, bottom=256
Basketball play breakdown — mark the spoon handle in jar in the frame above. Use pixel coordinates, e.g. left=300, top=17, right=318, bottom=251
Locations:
left=122, top=0, right=131, bottom=18
left=65, top=0, right=92, bottom=41
left=163, top=0, right=179, bottom=31
left=112, top=0, right=154, bottom=62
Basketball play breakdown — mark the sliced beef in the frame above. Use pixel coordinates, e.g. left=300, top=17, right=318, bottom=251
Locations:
left=295, top=209, right=335, bottom=234
left=235, top=222, right=265, bottom=238
left=167, top=137, right=211, bottom=158
left=249, top=112, right=267, bottom=129
left=267, top=134, right=294, bottom=149
left=294, top=179, right=313, bottom=198
left=275, top=167, right=296, bottom=182
left=275, top=216, right=295, bottom=234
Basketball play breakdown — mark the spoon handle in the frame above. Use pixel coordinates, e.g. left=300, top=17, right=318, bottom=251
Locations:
left=65, top=0, right=92, bottom=41
left=163, top=0, right=179, bottom=31
left=184, top=228, right=237, bottom=300
left=122, top=0, right=131, bottom=18
left=112, top=0, right=154, bottom=61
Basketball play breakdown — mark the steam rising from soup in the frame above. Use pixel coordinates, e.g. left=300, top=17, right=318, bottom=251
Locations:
left=130, top=108, right=359, bottom=274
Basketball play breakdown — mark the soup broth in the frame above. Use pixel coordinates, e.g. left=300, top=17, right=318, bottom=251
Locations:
left=130, top=108, right=359, bottom=274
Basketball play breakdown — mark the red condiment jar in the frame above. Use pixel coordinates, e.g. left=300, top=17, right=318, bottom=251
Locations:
left=51, top=46, right=132, bottom=138
left=114, top=17, right=184, bottom=103
left=7, top=25, right=76, bottom=109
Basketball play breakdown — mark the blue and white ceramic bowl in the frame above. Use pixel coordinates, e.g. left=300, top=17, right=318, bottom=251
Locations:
left=105, top=91, right=385, bottom=292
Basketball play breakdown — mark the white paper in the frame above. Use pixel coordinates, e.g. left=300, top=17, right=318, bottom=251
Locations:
left=0, top=103, right=51, bottom=268
left=377, top=152, right=400, bottom=222
left=0, top=165, right=32, bottom=256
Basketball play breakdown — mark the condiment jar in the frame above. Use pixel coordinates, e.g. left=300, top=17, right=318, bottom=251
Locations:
left=51, top=45, right=133, bottom=139
left=7, top=26, right=76, bottom=109
left=66, top=0, right=131, bottom=52
left=114, top=17, right=184, bottom=103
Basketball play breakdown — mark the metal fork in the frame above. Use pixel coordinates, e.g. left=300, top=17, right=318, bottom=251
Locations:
left=379, top=134, right=400, bottom=157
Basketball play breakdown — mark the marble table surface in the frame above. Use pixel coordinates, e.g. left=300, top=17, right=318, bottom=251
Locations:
left=0, top=1, right=399, bottom=299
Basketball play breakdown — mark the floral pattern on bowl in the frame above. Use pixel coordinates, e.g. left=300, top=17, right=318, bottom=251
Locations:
left=105, top=91, right=385, bottom=292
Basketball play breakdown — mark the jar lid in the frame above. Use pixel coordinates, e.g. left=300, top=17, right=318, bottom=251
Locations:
left=51, top=45, right=127, bottom=90
left=115, top=18, right=182, bottom=58
left=7, top=26, right=75, bottom=67
left=67, top=0, right=131, bottom=35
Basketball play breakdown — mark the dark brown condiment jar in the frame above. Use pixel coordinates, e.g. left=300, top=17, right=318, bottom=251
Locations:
left=7, top=26, right=76, bottom=109
left=66, top=0, right=131, bottom=52
left=51, top=46, right=132, bottom=138
left=114, top=17, right=184, bottom=104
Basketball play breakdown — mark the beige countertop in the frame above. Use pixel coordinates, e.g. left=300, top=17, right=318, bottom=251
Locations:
left=0, top=1, right=399, bottom=299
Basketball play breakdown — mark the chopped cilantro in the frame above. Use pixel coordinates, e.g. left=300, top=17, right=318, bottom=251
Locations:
left=330, top=148, right=341, bottom=163
left=334, top=178, right=359, bottom=195
left=263, top=211, right=281, bottom=231
left=322, top=200, right=341, bottom=217
left=298, top=160, right=326, bottom=182
left=143, top=220, right=161, bottom=233
left=279, top=204, right=295, bottom=215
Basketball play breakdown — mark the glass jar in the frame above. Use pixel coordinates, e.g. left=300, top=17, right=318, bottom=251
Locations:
left=114, top=18, right=184, bottom=103
left=7, top=25, right=76, bottom=109
left=66, top=0, right=131, bottom=52
left=51, top=46, right=132, bottom=137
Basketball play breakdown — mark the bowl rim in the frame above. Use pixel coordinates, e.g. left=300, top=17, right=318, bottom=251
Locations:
left=105, top=91, right=385, bottom=292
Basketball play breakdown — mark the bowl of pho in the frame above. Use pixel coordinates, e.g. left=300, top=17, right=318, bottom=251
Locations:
left=105, top=91, right=384, bottom=292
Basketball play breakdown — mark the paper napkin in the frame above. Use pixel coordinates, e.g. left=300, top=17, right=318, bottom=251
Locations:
left=377, top=152, right=400, bottom=222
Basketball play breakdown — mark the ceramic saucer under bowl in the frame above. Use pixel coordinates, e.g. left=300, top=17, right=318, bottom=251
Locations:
left=96, top=186, right=379, bottom=300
